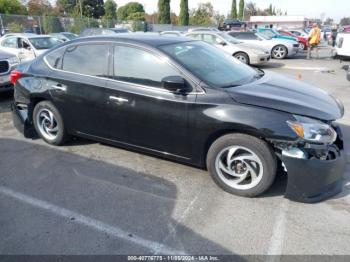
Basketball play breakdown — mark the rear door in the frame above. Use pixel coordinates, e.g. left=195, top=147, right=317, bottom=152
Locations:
left=47, top=42, right=115, bottom=137
left=105, top=44, right=198, bottom=159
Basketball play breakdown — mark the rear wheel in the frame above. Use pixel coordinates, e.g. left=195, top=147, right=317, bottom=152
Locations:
left=272, top=45, right=288, bottom=59
left=33, top=101, right=69, bottom=145
left=233, top=52, right=250, bottom=64
left=207, top=134, right=277, bottom=197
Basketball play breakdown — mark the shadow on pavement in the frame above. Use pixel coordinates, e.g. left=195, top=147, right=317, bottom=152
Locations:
left=0, top=138, right=238, bottom=257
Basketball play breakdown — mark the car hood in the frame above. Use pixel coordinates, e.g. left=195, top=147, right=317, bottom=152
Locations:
left=226, top=71, right=344, bottom=121
left=273, top=35, right=297, bottom=42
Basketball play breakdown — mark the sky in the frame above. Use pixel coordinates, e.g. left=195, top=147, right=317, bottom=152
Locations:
left=112, top=0, right=348, bottom=22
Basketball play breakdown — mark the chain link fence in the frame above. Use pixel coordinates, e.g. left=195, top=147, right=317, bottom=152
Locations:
left=0, top=14, right=147, bottom=36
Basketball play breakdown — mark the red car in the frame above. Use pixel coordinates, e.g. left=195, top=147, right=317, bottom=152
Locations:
left=278, top=30, right=309, bottom=50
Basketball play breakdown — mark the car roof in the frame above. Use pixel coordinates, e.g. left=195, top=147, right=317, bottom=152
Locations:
left=70, top=34, right=194, bottom=47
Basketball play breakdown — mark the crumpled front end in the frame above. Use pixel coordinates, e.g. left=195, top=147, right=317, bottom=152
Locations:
left=273, top=125, right=345, bottom=203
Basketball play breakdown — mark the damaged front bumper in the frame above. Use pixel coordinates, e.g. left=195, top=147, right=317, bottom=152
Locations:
left=275, top=126, right=345, bottom=203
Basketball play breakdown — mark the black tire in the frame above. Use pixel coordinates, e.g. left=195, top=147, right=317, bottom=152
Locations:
left=33, top=101, right=69, bottom=146
left=206, top=133, right=277, bottom=197
left=233, top=52, right=250, bottom=64
left=271, top=45, right=288, bottom=59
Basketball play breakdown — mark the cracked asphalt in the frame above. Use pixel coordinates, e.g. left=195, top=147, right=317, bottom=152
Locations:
left=0, top=49, right=350, bottom=256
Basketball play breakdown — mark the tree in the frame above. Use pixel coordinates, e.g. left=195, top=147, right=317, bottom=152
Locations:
left=56, top=0, right=76, bottom=15
left=231, top=0, right=237, bottom=19
left=268, top=4, right=273, bottom=15
left=158, top=0, right=171, bottom=24
left=190, top=2, right=214, bottom=26
left=117, top=2, right=145, bottom=21
left=340, top=17, right=350, bottom=26
left=179, top=0, right=189, bottom=26
left=239, top=0, right=244, bottom=20
left=104, top=0, right=117, bottom=20
left=0, top=0, right=25, bottom=15
left=27, top=0, right=52, bottom=15
left=81, top=0, right=105, bottom=19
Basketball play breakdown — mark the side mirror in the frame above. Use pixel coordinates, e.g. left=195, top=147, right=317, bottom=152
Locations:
left=161, top=76, right=189, bottom=93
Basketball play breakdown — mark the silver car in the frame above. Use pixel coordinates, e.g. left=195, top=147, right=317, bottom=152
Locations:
left=186, top=31, right=270, bottom=65
left=0, top=50, right=19, bottom=92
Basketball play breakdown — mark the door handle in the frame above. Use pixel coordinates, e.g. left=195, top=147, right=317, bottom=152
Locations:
left=52, top=84, right=67, bottom=92
left=109, top=96, right=128, bottom=103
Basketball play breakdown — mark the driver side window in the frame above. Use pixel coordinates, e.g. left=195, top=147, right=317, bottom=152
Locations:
left=113, top=45, right=182, bottom=89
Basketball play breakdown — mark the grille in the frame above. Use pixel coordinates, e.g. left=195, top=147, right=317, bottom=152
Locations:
left=0, top=60, right=9, bottom=74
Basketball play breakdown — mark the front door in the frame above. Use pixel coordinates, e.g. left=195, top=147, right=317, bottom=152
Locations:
left=105, top=44, right=197, bottom=159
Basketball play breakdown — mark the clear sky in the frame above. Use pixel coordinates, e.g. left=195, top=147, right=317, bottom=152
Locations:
left=113, top=0, right=348, bottom=22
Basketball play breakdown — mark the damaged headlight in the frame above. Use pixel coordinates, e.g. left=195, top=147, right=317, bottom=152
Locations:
left=287, top=115, right=337, bottom=144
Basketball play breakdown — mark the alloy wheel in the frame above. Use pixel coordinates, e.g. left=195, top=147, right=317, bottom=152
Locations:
left=36, top=108, right=59, bottom=141
left=272, top=46, right=287, bottom=59
left=235, top=54, right=248, bottom=64
left=215, top=146, right=264, bottom=190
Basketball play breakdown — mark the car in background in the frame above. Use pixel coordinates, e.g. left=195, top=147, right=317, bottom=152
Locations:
left=188, top=27, right=220, bottom=33
left=335, top=33, right=350, bottom=59
left=50, top=32, right=78, bottom=42
left=0, top=50, right=19, bottom=92
left=0, top=34, right=62, bottom=62
left=186, top=31, right=270, bottom=65
left=278, top=30, right=308, bottom=50
left=80, top=28, right=129, bottom=37
left=160, top=31, right=184, bottom=37
left=257, top=28, right=298, bottom=43
left=229, top=31, right=299, bottom=59
left=219, top=19, right=245, bottom=31
left=289, top=29, right=309, bottom=38
left=11, top=35, right=345, bottom=203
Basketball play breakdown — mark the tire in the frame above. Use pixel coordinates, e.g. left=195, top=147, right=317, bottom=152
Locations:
left=233, top=52, right=250, bottom=64
left=299, top=42, right=305, bottom=50
left=33, top=101, right=69, bottom=145
left=271, top=45, right=288, bottom=59
left=206, top=133, right=277, bottom=197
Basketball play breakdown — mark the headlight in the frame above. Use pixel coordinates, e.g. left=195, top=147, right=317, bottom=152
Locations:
left=287, top=115, right=337, bottom=144
left=8, top=56, right=19, bottom=66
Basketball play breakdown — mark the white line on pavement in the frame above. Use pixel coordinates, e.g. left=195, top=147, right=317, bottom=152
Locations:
left=266, top=199, right=289, bottom=261
left=282, top=66, right=332, bottom=71
left=0, top=186, right=184, bottom=255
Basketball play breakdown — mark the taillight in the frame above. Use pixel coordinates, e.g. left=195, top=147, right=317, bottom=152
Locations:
left=10, top=70, right=23, bottom=85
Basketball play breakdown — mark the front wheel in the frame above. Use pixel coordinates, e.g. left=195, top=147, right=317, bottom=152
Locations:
left=298, top=42, right=306, bottom=50
left=33, top=101, right=69, bottom=145
left=272, top=45, right=288, bottom=59
left=206, top=134, right=277, bottom=197
left=233, top=52, right=250, bottom=64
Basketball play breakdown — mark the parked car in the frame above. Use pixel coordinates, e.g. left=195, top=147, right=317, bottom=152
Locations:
left=219, top=19, right=245, bottom=31
left=278, top=30, right=308, bottom=50
left=80, top=28, right=129, bottom=37
left=335, top=33, right=350, bottom=59
left=289, top=29, right=309, bottom=38
left=0, top=50, right=19, bottom=92
left=257, top=28, right=298, bottom=43
left=160, top=31, right=184, bottom=37
left=11, top=35, right=345, bottom=203
left=186, top=31, right=270, bottom=65
left=229, top=32, right=299, bottom=59
left=0, top=34, right=62, bottom=62
left=188, top=27, right=220, bottom=33
left=50, top=32, right=78, bottom=42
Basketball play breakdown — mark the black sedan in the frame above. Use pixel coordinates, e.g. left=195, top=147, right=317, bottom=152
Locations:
left=11, top=35, right=345, bottom=203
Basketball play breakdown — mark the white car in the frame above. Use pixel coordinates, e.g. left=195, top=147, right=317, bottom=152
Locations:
left=0, top=34, right=62, bottom=62
left=186, top=31, right=270, bottom=65
left=160, top=31, right=184, bottom=37
left=335, top=33, right=350, bottom=58
left=229, top=31, right=299, bottom=59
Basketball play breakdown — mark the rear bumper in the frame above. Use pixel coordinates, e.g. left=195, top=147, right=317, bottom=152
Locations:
left=11, top=103, right=36, bottom=138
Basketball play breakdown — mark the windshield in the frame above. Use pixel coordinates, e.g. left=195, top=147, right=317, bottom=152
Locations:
left=218, top=33, right=242, bottom=44
left=160, top=41, right=258, bottom=88
left=29, top=37, right=61, bottom=50
left=261, top=30, right=275, bottom=38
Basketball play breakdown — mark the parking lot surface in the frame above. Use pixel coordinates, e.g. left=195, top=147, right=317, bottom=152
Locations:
left=1, top=50, right=350, bottom=255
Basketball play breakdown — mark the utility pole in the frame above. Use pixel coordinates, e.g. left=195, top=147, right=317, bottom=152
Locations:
left=77, top=0, right=83, bottom=18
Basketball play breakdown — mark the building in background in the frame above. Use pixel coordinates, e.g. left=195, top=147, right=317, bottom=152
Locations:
left=249, top=16, right=308, bottom=29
